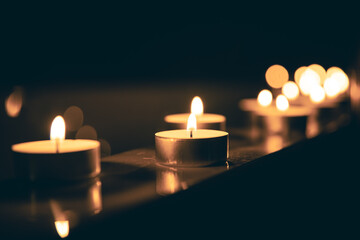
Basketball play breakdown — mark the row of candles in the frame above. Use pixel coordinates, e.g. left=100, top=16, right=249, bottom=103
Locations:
left=8, top=64, right=350, bottom=239
left=11, top=64, right=350, bottom=182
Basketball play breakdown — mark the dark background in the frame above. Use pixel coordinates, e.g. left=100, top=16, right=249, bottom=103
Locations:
left=3, top=22, right=359, bottom=86
left=1, top=7, right=360, bottom=177
left=1, top=6, right=360, bottom=239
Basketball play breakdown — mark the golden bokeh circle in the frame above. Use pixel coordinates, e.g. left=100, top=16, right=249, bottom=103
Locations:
left=265, top=65, right=289, bottom=89
left=64, top=105, right=84, bottom=132
left=76, top=125, right=98, bottom=140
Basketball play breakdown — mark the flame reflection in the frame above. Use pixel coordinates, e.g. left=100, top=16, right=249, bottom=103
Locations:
left=156, top=168, right=185, bottom=196
left=55, top=220, right=69, bottom=238
left=48, top=178, right=103, bottom=238
left=5, top=88, right=23, bottom=117
left=88, top=180, right=103, bottom=215
left=265, top=135, right=284, bottom=153
left=50, top=200, right=69, bottom=238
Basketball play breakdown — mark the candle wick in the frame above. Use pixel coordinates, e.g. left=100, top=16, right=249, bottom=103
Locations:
left=55, top=138, right=59, bottom=154
left=190, top=130, right=193, bottom=138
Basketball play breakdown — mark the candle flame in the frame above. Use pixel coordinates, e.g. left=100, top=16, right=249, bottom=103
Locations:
left=282, top=81, right=299, bottom=100
left=257, top=89, right=273, bottom=107
left=191, top=96, right=204, bottom=115
left=187, top=113, right=197, bottom=131
left=299, top=68, right=321, bottom=96
left=276, top=94, right=289, bottom=111
left=310, top=85, right=326, bottom=103
left=55, top=220, right=69, bottom=238
left=324, top=76, right=341, bottom=98
left=50, top=116, right=66, bottom=141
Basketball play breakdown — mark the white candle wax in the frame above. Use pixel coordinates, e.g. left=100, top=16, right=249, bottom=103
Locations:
left=156, top=129, right=227, bottom=139
left=164, top=113, right=226, bottom=130
left=12, top=139, right=100, bottom=154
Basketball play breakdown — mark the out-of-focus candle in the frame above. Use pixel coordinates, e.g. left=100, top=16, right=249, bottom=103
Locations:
left=164, top=96, right=226, bottom=130
left=239, top=98, right=311, bottom=117
left=12, top=115, right=101, bottom=181
left=156, top=114, right=228, bottom=167
left=239, top=93, right=312, bottom=140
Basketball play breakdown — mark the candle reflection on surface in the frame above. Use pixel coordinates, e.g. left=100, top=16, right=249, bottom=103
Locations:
left=88, top=179, right=103, bottom=215
left=306, top=114, right=320, bottom=138
left=263, top=115, right=283, bottom=134
left=50, top=200, right=70, bottom=238
left=5, top=88, right=23, bottom=118
left=55, top=220, right=70, bottom=238
left=156, top=167, right=187, bottom=196
left=26, top=178, right=103, bottom=238
left=264, top=135, right=284, bottom=153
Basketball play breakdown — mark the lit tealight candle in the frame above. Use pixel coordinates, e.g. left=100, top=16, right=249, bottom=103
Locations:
left=256, top=94, right=311, bottom=138
left=155, top=113, right=229, bottom=167
left=239, top=92, right=311, bottom=118
left=255, top=94, right=311, bottom=117
left=164, top=96, right=226, bottom=130
left=12, top=115, right=101, bottom=181
left=239, top=92, right=312, bottom=140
